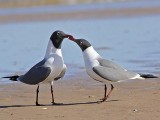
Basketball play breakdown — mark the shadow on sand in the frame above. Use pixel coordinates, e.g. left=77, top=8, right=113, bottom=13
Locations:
left=0, top=100, right=119, bottom=108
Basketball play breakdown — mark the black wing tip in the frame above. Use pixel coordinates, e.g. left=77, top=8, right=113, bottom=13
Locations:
left=2, top=75, right=19, bottom=81
left=140, top=74, right=158, bottom=78
left=2, top=76, right=12, bottom=79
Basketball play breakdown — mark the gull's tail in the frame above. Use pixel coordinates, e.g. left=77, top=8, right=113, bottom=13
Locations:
left=2, top=75, right=19, bottom=81
left=140, top=74, right=158, bottom=78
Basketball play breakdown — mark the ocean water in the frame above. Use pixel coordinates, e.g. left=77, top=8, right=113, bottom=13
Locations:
left=0, top=1, right=160, bottom=83
left=0, top=15, right=160, bottom=80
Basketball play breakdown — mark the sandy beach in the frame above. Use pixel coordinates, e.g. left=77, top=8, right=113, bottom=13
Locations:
left=0, top=1, right=160, bottom=120
left=0, top=75, right=160, bottom=120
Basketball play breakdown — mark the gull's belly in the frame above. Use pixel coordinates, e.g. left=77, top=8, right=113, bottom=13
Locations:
left=43, top=55, right=63, bottom=83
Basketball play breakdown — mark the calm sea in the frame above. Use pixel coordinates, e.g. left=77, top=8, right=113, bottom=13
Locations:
left=0, top=1, right=160, bottom=83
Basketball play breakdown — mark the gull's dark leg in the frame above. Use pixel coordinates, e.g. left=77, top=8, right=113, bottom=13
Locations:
left=106, top=84, right=114, bottom=98
left=51, top=82, right=63, bottom=105
left=36, top=85, right=40, bottom=106
left=104, top=84, right=107, bottom=98
left=100, top=84, right=107, bottom=102
left=100, top=84, right=114, bottom=102
left=51, top=84, right=55, bottom=105
left=103, top=84, right=107, bottom=100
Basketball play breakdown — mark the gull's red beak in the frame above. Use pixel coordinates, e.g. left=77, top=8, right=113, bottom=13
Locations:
left=66, top=35, right=76, bottom=41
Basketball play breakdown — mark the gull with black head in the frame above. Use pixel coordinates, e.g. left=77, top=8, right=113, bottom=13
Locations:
left=69, top=38, right=158, bottom=102
left=2, top=30, right=72, bottom=106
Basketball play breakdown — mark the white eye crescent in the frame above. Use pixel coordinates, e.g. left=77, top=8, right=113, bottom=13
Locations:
left=80, top=41, right=83, bottom=45
left=57, top=32, right=60, bottom=35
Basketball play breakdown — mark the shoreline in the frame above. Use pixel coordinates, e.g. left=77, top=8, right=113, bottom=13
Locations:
left=0, top=2, right=160, bottom=24
left=0, top=0, right=150, bottom=8
left=0, top=77, right=160, bottom=120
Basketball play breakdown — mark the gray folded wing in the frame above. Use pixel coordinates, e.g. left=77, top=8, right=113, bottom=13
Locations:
left=19, top=59, right=51, bottom=85
left=93, top=66, right=138, bottom=82
left=98, top=58, right=126, bottom=71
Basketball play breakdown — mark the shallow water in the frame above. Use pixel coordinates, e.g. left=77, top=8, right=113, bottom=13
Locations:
left=0, top=15, right=160, bottom=79
left=0, top=1, right=160, bottom=83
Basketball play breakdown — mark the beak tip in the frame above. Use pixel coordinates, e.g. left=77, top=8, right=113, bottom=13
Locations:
left=67, top=35, right=76, bottom=41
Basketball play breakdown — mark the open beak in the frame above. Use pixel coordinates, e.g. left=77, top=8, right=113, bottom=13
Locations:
left=66, top=35, right=76, bottom=42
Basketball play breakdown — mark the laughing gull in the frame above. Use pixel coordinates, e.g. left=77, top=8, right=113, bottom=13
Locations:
left=2, top=30, right=72, bottom=106
left=69, top=38, right=158, bottom=102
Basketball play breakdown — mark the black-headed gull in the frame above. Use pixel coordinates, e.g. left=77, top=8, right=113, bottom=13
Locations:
left=69, top=38, right=158, bottom=102
left=3, top=30, right=72, bottom=106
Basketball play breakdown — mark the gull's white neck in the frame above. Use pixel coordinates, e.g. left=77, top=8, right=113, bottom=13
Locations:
left=45, top=40, right=62, bottom=59
left=83, top=46, right=101, bottom=65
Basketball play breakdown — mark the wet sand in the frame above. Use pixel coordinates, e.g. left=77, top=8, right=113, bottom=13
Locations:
left=1, top=5, right=160, bottom=24
left=0, top=76, right=160, bottom=120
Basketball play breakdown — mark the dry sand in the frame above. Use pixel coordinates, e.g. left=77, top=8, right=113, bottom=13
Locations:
left=0, top=76, right=160, bottom=120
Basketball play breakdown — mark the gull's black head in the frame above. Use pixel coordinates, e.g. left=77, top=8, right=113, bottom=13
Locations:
left=50, top=30, right=71, bottom=49
left=71, top=39, right=92, bottom=51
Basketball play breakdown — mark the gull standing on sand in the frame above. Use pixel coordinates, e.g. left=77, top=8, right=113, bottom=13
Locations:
left=2, top=30, right=72, bottom=106
left=69, top=38, right=158, bottom=102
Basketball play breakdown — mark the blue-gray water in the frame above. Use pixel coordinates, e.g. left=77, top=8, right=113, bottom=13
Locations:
left=0, top=1, right=160, bottom=83
left=1, top=0, right=160, bottom=16
left=0, top=16, right=160, bottom=78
